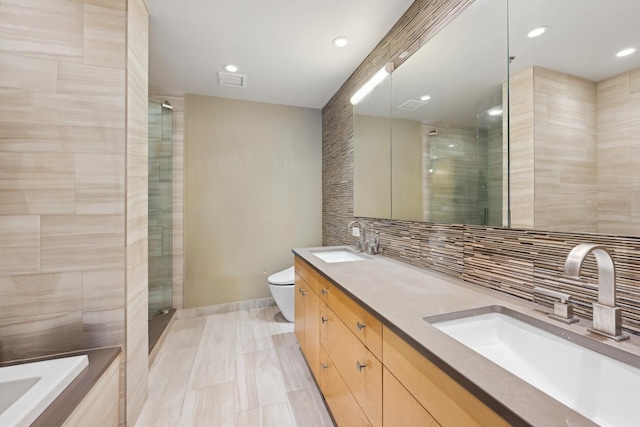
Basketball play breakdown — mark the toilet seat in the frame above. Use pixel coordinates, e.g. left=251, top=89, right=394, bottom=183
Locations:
left=268, top=266, right=295, bottom=286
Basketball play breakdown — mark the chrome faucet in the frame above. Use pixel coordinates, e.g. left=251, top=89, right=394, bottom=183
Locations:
left=563, top=243, right=629, bottom=341
left=347, top=220, right=366, bottom=252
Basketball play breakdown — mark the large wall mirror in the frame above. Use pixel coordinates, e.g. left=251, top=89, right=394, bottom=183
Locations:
left=354, top=0, right=508, bottom=225
left=354, top=0, right=640, bottom=237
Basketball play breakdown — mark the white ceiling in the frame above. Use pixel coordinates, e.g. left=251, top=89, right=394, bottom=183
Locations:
left=146, top=0, right=414, bottom=109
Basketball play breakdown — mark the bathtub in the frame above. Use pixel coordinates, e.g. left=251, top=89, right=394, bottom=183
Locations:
left=0, top=355, right=89, bottom=427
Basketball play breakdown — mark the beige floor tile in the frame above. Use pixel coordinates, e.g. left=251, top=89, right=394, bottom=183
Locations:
left=288, top=387, right=335, bottom=427
left=236, top=402, right=295, bottom=427
left=179, top=382, right=235, bottom=427
left=235, top=351, right=259, bottom=413
left=137, top=305, right=333, bottom=427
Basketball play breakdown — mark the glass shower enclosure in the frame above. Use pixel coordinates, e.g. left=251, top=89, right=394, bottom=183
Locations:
left=148, top=98, right=173, bottom=317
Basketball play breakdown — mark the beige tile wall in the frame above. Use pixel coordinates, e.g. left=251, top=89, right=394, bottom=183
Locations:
left=597, top=67, right=640, bottom=235
left=0, top=0, right=149, bottom=425
left=509, top=66, right=597, bottom=232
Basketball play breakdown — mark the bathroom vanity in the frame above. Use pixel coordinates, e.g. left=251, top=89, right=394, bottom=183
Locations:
left=293, top=247, right=640, bottom=427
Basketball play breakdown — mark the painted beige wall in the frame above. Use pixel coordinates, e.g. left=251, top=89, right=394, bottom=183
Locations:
left=185, top=95, right=322, bottom=308
left=391, top=118, right=422, bottom=221
left=354, top=114, right=391, bottom=218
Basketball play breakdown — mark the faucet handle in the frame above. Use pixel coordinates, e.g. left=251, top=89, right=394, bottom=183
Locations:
left=533, top=286, right=579, bottom=324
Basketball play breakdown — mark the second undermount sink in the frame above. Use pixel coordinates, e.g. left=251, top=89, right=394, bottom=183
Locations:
left=424, top=306, right=640, bottom=427
left=310, top=248, right=371, bottom=263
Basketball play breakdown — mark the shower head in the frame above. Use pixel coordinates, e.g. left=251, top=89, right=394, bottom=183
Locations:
left=161, top=101, right=174, bottom=110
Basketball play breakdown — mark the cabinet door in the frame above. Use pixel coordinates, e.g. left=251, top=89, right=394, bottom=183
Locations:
left=383, top=326, right=510, bottom=427
left=383, top=367, right=439, bottom=427
left=319, top=347, right=372, bottom=427
left=321, top=305, right=382, bottom=427
left=294, top=273, right=306, bottom=349
left=304, top=289, right=320, bottom=380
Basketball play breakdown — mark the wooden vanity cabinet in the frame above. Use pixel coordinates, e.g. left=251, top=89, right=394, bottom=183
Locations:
left=383, top=367, right=439, bottom=427
left=294, top=258, right=320, bottom=380
left=320, top=302, right=382, bottom=427
left=320, top=278, right=382, bottom=359
left=383, top=326, right=510, bottom=427
left=295, top=255, right=509, bottom=427
left=319, top=347, right=372, bottom=427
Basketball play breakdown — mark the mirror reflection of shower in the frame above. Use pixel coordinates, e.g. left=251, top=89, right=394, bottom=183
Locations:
left=424, top=104, right=503, bottom=226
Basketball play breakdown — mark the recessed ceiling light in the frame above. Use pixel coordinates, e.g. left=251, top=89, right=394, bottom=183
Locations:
left=420, top=95, right=431, bottom=101
left=332, top=37, right=348, bottom=48
left=224, top=64, right=238, bottom=73
left=448, top=144, right=455, bottom=148
left=527, top=26, right=549, bottom=38
left=616, top=47, right=637, bottom=57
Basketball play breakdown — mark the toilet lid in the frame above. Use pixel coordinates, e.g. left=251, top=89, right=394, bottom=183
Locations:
left=268, top=266, right=295, bottom=285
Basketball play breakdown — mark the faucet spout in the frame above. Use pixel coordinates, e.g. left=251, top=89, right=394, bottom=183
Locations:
left=563, top=243, right=628, bottom=341
left=564, top=244, right=616, bottom=307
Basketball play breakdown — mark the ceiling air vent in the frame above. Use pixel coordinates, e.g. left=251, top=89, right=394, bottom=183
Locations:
left=218, top=72, right=247, bottom=88
left=397, top=99, right=428, bottom=111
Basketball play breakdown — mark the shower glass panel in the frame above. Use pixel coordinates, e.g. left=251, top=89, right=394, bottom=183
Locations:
left=148, top=98, right=173, bottom=317
left=426, top=105, right=503, bottom=226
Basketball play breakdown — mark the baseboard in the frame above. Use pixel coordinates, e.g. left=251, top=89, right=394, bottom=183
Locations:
left=177, top=297, right=276, bottom=319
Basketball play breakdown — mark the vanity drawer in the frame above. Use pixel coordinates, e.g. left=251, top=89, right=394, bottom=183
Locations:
left=321, top=304, right=382, bottom=427
left=295, top=256, right=319, bottom=294
left=319, top=347, right=373, bottom=427
left=323, top=280, right=382, bottom=359
left=383, top=367, right=439, bottom=427
left=383, top=326, right=509, bottom=427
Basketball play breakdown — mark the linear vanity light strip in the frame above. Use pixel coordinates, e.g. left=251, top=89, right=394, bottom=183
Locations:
left=350, top=62, right=394, bottom=105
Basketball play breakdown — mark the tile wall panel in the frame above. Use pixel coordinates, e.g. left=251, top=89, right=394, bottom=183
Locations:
left=0, top=312, right=82, bottom=361
left=0, top=123, right=125, bottom=154
left=83, top=5, right=126, bottom=69
left=323, top=0, right=640, bottom=336
left=0, top=53, right=58, bottom=92
left=125, top=0, right=149, bottom=424
left=82, top=268, right=125, bottom=311
left=0, top=0, right=145, bottom=424
left=0, top=271, right=81, bottom=319
left=0, top=215, right=40, bottom=275
left=0, top=0, right=84, bottom=61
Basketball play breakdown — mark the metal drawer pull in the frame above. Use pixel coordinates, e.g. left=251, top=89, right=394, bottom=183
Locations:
left=356, top=321, right=366, bottom=331
left=301, top=290, right=307, bottom=296
left=321, top=288, right=329, bottom=295
left=322, top=363, right=329, bottom=370
left=321, top=316, right=328, bottom=324
left=356, top=361, right=366, bottom=372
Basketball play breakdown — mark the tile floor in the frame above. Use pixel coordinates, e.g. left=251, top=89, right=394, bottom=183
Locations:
left=135, top=305, right=334, bottom=427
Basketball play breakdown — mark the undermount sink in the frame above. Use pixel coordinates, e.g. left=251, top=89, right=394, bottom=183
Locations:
left=310, top=248, right=371, bottom=263
left=424, top=306, right=640, bottom=427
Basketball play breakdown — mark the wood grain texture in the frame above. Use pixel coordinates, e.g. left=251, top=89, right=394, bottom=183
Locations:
left=383, top=326, right=511, bottom=427
left=383, top=367, right=439, bottom=427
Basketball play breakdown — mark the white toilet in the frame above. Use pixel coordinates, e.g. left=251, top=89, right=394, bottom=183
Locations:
left=267, top=266, right=295, bottom=322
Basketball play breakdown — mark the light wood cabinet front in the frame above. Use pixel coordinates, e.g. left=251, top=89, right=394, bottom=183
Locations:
left=319, top=347, right=373, bottom=427
left=383, top=326, right=510, bottom=427
left=321, top=303, right=382, bottom=427
left=383, top=367, right=440, bottom=427
left=322, top=279, right=382, bottom=359
left=294, top=264, right=320, bottom=379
